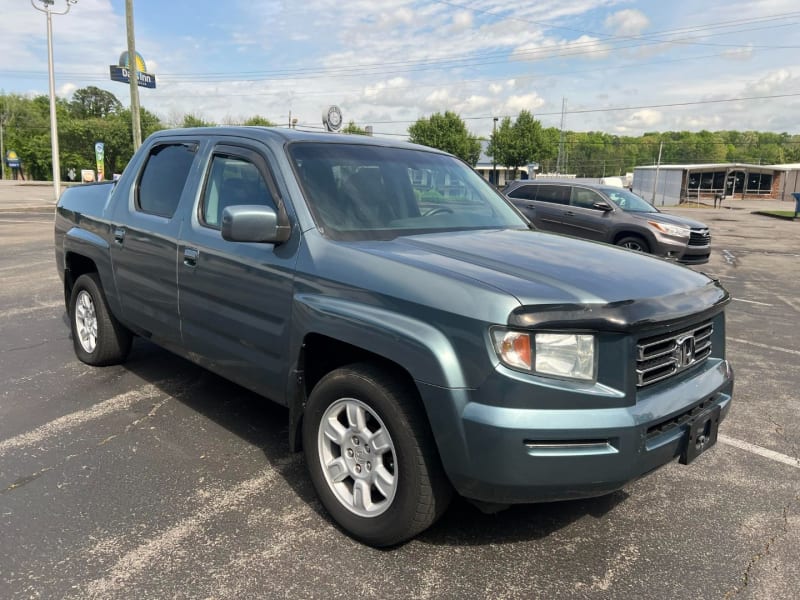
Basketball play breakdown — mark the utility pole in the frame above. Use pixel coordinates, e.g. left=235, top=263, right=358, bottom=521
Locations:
left=651, top=141, right=663, bottom=205
left=556, top=97, right=567, bottom=174
left=0, top=112, right=6, bottom=181
left=126, top=0, right=142, bottom=150
left=31, top=0, right=76, bottom=200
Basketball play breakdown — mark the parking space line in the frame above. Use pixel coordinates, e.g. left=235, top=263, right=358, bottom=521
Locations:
left=776, top=295, right=800, bottom=313
left=732, top=298, right=773, bottom=306
left=718, top=435, right=800, bottom=469
left=0, top=386, right=161, bottom=454
left=0, top=301, right=63, bottom=319
left=728, top=337, right=800, bottom=356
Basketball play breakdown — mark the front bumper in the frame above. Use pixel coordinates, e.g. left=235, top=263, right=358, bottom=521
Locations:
left=653, top=233, right=710, bottom=264
left=417, top=358, right=733, bottom=504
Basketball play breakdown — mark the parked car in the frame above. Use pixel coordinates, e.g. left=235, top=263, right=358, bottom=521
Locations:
left=55, top=129, right=732, bottom=546
left=503, top=181, right=711, bottom=264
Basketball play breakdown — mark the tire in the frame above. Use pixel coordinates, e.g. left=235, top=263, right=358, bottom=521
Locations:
left=303, top=363, right=452, bottom=547
left=69, top=273, right=132, bottom=366
left=616, top=235, right=650, bottom=253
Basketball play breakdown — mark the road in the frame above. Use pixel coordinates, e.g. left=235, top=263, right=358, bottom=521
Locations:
left=0, top=183, right=798, bottom=599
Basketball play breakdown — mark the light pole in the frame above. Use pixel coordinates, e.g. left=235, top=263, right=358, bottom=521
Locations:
left=492, top=117, right=498, bottom=186
left=31, top=0, right=77, bottom=201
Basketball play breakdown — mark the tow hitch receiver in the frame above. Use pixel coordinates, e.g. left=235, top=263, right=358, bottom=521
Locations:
left=680, top=405, right=721, bottom=465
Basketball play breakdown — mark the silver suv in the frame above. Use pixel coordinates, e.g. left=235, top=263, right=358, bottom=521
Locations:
left=505, top=181, right=711, bottom=264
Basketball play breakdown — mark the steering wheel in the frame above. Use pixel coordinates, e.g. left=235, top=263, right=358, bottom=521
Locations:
left=423, top=206, right=454, bottom=217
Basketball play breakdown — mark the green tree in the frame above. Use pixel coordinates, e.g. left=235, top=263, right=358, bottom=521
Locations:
left=182, top=114, right=215, bottom=128
left=242, top=115, right=276, bottom=127
left=408, top=111, right=481, bottom=165
left=342, top=120, right=368, bottom=135
left=69, top=86, right=122, bottom=119
left=487, top=110, right=553, bottom=177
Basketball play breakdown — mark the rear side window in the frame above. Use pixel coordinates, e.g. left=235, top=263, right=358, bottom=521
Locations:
left=508, top=185, right=538, bottom=201
left=137, top=143, right=197, bottom=218
left=536, top=185, right=570, bottom=205
left=201, top=155, right=276, bottom=229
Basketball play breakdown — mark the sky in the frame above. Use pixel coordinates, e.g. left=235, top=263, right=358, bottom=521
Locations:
left=1, top=0, right=799, bottom=141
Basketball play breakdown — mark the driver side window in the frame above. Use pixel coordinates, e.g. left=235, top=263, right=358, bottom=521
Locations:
left=201, top=155, right=275, bottom=229
left=570, top=187, right=605, bottom=209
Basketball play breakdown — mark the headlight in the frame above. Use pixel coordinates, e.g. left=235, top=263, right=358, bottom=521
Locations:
left=491, top=330, right=596, bottom=381
left=647, top=220, right=690, bottom=238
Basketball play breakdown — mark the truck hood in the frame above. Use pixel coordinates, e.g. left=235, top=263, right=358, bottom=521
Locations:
left=355, top=229, right=726, bottom=329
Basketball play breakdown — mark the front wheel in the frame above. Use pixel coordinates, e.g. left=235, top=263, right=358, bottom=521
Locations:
left=616, top=235, right=650, bottom=253
left=303, top=364, right=452, bottom=546
left=69, top=273, right=132, bottom=366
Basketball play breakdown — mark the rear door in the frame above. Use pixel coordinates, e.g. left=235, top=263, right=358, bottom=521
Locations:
left=507, top=183, right=570, bottom=232
left=560, top=186, right=615, bottom=242
left=110, top=139, right=200, bottom=346
left=177, top=140, right=299, bottom=401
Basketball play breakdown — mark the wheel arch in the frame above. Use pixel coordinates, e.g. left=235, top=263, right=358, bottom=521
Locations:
left=611, top=228, right=655, bottom=249
left=286, top=295, right=469, bottom=453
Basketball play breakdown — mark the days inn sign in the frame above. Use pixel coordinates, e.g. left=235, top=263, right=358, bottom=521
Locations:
left=109, top=51, right=156, bottom=89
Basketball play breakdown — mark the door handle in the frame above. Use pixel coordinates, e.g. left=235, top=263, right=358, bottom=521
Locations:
left=563, top=211, right=575, bottom=217
left=526, top=203, right=536, bottom=209
left=113, top=226, right=126, bottom=244
left=183, top=247, right=199, bottom=268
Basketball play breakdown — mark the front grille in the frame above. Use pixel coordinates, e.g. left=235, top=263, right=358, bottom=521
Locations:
left=636, top=321, right=713, bottom=387
left=689, top=229, right=711, bottom=246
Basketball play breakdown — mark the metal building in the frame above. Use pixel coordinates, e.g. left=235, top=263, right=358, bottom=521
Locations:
left=632, top=163, right=787, bottom=206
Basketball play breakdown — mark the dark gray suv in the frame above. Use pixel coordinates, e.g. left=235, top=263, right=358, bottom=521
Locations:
left=504, top=181, right=711, bottom=264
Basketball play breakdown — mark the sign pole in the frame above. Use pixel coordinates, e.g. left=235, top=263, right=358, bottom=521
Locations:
left=125, top=0, right=142, bottom=150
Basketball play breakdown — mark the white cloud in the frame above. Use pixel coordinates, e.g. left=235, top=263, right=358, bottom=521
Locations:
left=751, top=68, right=793, bottom=94
left=505, top=93, right=546, bottom=113
left=489, top=83, right=503, bottom=94
left=604, top=9, right=650, bottom=36
left=722, top=44, right=754, bottom=61
left=511, top=35, right=611, bottom=63
left=624, top=109, right=663, bottom=128
left=451, top=11, right=473, bottom=33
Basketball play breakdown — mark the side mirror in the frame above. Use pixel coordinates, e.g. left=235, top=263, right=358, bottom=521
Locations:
left=593, top=201, right=613, bottom=211
left=221, top=205, right=291, bottom=244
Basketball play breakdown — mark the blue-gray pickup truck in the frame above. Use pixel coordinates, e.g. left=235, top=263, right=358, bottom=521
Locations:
left=55, top=127, right=734, bottom=546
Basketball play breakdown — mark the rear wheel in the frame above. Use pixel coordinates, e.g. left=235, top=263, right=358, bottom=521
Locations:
left=303, top=363, right=452, bottom=546
left=616, top=235, right=650, bottom=253
left=69, top=273, right=132, bottom=366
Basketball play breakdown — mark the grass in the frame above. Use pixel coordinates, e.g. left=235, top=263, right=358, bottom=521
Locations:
left=752, top=210, right=798, bottom=220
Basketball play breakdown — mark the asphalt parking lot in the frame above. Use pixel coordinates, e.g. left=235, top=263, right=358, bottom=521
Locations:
left=0, top=182, right=798, bottom=599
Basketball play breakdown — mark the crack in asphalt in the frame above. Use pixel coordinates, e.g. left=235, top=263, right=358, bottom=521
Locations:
left=723, top=496, right=798, bottom=598
left=0, top=398, right=170, bottom=497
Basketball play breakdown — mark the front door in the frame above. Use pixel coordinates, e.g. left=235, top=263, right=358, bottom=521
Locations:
left=177, top=141, right=299, bottom=401
left=560, top=186, right=614, bottom=242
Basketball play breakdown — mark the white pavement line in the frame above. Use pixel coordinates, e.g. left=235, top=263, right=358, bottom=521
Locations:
left=731, top=298, right=773, bottom=307
left=718, top=435, right=800, bottom=469
left=0, top=260, right=52, bottom=273
left=0, top=385, right=160, bottom=454
left=85, top=468, right=277, bottom=598
left=776, top=295, right=800, bottom=314
left=728, top=337, right=800, bottom=357
left=0, top=301, right=63, bottom=319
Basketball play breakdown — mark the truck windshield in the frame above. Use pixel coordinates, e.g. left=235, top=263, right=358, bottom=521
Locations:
left=603, top=189, right=659, bottom=213
left=289, top=142, right=526, bottom=240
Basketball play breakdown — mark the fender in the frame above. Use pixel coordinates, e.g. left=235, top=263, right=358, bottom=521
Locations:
left=285, top=293, right=473, bottom=451
left=63, top=226, right=123, bottom=320
left=292, top=293, right=469, bottom=389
